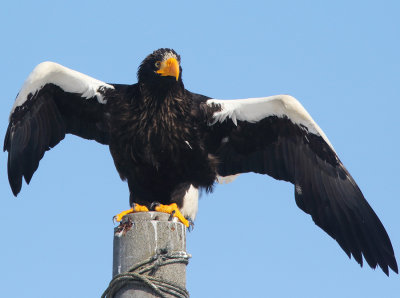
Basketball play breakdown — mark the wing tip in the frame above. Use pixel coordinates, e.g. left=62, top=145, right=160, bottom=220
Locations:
left=384, top=255, right=398, bottom=276
left=9, top=174, right=22, bottom=197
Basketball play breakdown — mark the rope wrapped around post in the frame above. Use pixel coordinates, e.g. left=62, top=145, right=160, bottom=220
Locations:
left=102, top=249, right=191, bottom=298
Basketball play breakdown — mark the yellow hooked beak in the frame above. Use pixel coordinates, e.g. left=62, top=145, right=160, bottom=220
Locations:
left=156, top=57, right=180, bottom=81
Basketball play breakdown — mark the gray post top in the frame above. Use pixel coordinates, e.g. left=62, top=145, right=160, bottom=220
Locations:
left=109, top=211, right=189, bottom=298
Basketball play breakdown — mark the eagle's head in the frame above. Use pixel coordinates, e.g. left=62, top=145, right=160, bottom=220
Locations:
left=137, top=48, right=182, bottom=88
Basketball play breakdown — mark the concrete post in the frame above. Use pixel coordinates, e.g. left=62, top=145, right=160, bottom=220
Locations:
left=112, top=212, right=189, bottom=298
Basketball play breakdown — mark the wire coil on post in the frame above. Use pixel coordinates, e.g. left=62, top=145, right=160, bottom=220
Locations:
left=102, top=249, right=191, bottom=298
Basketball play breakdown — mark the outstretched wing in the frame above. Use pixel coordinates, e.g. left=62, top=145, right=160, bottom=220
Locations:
left=4, top=61, right=117, bottom=196
left=202, top=95, right=397, bottom=275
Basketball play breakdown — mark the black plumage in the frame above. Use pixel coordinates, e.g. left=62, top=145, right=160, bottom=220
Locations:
left=108, top=84, right=217, bottom=207
left=4, top=48, right=398, bottom=275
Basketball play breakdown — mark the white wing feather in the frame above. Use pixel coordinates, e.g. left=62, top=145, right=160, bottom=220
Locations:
left=206, top=95, right=335, bottom=152
left=11, top=61, right=114, bottom=117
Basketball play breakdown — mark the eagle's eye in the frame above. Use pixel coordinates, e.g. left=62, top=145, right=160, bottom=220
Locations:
left=155, top=61, right=161, bottom=68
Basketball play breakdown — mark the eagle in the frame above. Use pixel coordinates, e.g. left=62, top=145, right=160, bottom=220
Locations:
left=4, top=48, right=397, bottom=275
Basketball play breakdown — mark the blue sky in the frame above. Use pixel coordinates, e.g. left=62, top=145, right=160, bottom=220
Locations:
left=1, top=1, right=399, bottom=297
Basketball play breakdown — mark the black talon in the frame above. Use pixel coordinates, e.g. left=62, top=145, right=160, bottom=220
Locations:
left=187, top=219, right=195, bottom=231
left=150, top=201, right=160, bottom=211
left=168, top=210, right=176, bottom=221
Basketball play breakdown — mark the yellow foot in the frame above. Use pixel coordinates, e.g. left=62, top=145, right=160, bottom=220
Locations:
left=154, top=203, right=190, bottom=228
left=113, top=203, right=149, bottom=222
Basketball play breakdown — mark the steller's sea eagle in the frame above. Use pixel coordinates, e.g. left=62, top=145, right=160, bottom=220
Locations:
left=4, top=48, right=397, bottom=275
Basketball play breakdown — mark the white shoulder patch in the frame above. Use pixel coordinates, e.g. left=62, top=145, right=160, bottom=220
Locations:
left=206, top=95, right=335, bottom=151
left=216, top=174, right=239, bottom=184
left=11, top=61, right=114, bottom=115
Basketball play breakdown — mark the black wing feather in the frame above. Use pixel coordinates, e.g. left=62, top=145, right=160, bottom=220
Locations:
left=4, top=83, right=114, bottom=196
left=203, top=105, right=397, bottom=275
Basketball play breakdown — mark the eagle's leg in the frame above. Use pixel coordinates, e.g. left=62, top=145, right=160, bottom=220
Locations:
left=151, top=202, right=190, bottom=228
left=113, top=203, right=149, bottom=222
